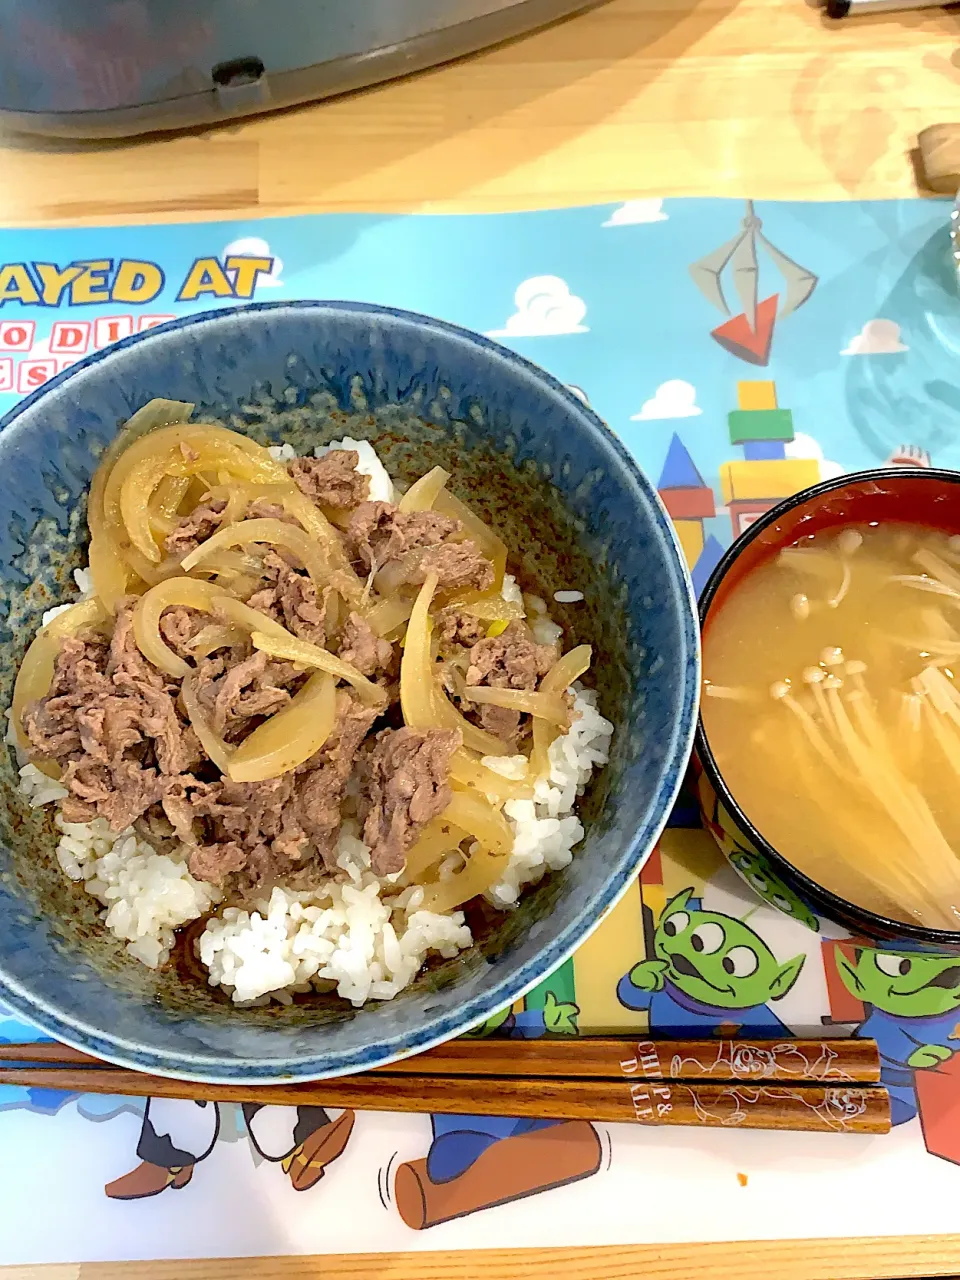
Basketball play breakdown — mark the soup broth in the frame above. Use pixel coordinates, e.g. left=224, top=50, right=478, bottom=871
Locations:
left=701, top=523, right=960, bottom=930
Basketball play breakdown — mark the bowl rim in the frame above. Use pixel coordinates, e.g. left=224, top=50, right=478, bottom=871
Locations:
left=695, top=465, right=960, bottom=949
left=0, top=298, right=702, bottom=1081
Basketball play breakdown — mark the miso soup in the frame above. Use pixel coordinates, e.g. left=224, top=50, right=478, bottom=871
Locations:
left=702, top=524, right=960, bottom=930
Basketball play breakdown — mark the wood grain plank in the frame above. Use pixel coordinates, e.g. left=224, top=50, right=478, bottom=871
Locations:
left=0, top=139, right=259, bottom=226
left=4, top=1236, right=960, bottom=1280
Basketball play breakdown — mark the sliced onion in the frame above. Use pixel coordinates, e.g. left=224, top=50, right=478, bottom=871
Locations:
left=449, top=748, right=534, bottom=801
left=442, top=789, right=513, bottom=854
left=104, top=425, right=288, bottom=565
left=88, top=533, right=134, bottom=612
left=88, top=399, right=194, bottom=539
left=402, top=817, right=469, bottom=881
left=419, top=846, right=512, bottom=913
left=279, top=487, right=364, bottom=603
left=187, top=623, right=245, bottom=658
left=398, top=466, right=450, bottom=514
left=540, top=644, right=592, bottom=696
left=462, top=685, right=571, bottom=727
left=374, top=549, right=426, bottom=598
left=401, top=572, right=442, bottom=728
left=122, top=441, right=286, bottom=563
left=228, top=672, right=336, bottom=782
left=531, top=644, right=593, bottom=779
left=366, top=596, right=414, bottom=638
left=250, top=629, right=387, bottom=708
left=132, top=577, right=224, bottom=678
left=400, top=574, right=507, bottom=756
left=434, top=684, right=509, bottom=757
left=151, top=474, right=192, bottom=524
left=13, top=597, right=106, bottom=754
left=458, top=593, right=525, bottom=623
left=180, top=517, right=331, bottom=589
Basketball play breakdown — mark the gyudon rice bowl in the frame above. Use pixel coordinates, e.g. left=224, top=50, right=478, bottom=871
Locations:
left=0, top=301, right=696, bottom=1082
left=14, top=404, right=612, bottom=1008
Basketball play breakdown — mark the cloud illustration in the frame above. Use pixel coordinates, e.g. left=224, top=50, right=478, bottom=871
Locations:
left=487, top=276, right=588, bottom=337
left=841, top=318, right=907, bottom=356
left=786, top=431, right=845, bottom=480
left=222, top=236, right=284, bottom=288
left=602, top=199, right=668, bottom=227
left=630, top=379, right=701, bottom=421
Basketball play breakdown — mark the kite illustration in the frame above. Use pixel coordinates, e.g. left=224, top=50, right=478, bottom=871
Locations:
left=690, top=200, right=817, bottom=365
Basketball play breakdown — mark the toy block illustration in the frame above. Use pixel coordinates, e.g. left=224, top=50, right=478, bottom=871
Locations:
left=721, top=381, right=819, bottom=537
left=657, top=434, right=716, bottom=569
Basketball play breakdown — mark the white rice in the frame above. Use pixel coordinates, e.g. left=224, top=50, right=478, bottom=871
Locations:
left=53, top=813, right=219, bottom=968
left=489, top=686, right=614, bottom=907
left=18, top=761, right=68, bottom=807
left=12, top=437, right=611, bottom=1002
left=40, top=567, right=94, bottom=627
left=198, top=826, right=472, bottom=1005
left=554, top=589, right=584, bottom=604
left=524, top=593, right=564, bottom=647
left=501, top=574, right=523, bottom=607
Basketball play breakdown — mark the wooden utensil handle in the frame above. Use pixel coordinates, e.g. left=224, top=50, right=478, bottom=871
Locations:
left=0, top=1036, right=882, bottom=1084
left=409, top=1036, right=881, bottom=1083
left=0, top=1067, right=890, bottom=1134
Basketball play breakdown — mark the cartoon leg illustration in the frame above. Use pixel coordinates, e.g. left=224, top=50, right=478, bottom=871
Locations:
left=394, top=1113, right=602, bottom=1230
left=616, top=887, right=804, bottom=1037
left=835, top=947, right=960, bottom=1128
left=243, top=1104, right=355, bottom=1191
left=105, top=1098, right=220, bottom=1200
left=395, top=983, right=601, bottom=1230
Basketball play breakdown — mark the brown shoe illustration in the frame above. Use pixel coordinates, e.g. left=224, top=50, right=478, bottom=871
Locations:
left=283, top=1110, right=356, bottom=1191
left=105, top=1161, right=195, bottom=1200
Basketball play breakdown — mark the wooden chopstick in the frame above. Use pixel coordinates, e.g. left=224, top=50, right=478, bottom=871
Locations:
left=0, top=1036, right=882, bottom=1083
left=385, top=1036, right=882, bottom=1082
left=0, top=1063, right=891, bottom=1133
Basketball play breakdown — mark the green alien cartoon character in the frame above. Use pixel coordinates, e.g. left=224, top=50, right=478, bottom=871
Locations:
left=461, top=991, right=579, bottom=1039
left=728, top=848, right=820, bottom=933
left=836, top=946, right=960, bottom=1126
left=617, top=888, right=805, bottom=1037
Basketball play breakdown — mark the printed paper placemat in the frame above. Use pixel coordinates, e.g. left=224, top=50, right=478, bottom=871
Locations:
left=2, top=197, right=959, bottom=1264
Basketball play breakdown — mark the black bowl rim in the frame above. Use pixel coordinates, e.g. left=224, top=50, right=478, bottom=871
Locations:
left=695, top=465, right=960, bottom=948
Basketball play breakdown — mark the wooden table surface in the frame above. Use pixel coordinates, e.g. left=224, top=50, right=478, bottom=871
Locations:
left=3, top=0, right=960, bottom=1276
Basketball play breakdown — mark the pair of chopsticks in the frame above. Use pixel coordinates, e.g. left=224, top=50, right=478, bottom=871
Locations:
left=0, top=1036, right=891, bottom=1134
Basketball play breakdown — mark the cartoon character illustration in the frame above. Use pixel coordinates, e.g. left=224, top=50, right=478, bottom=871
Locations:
left=393, top=988, right=602, bottom=1230
left=617, top=888, right=804, bottom=1036
left=727, top=848, right=820, bottom=933
left=696, top=768, right=820, bottom=932
left=105, top=1100, right=355, bottom=1200
left=836, top=946, right=960, bottom=1126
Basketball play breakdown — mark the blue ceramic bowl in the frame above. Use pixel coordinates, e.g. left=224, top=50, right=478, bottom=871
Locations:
left=0, top=300, right=699, bottom=1082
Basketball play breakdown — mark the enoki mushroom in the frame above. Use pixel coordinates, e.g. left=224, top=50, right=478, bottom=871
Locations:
left=772, top=656, right=960, bottom=928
